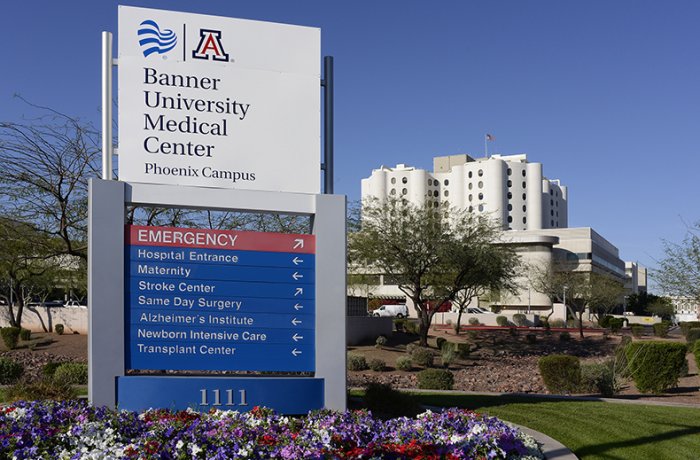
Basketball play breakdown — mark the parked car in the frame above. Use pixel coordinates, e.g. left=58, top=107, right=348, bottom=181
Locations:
left=466, top=306, right=493, bottom=314
left=65, top=300, right=87, bottom=308
left=371, top=304, right=409, bottom=318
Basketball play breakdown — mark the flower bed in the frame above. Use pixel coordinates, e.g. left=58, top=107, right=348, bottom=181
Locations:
left=1, top=400, right=543, bottom=459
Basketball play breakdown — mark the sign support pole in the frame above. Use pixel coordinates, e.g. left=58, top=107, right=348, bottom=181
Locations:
left=322, top=56, right=334, bottom=194
left=101, top=31, right=113, bottom=180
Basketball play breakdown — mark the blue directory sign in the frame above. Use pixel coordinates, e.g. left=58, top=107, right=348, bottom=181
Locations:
left=125, top=225, right=316, bottom=373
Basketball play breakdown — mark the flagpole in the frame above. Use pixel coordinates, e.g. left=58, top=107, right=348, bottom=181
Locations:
left=484, top=134, right=488, bottom=158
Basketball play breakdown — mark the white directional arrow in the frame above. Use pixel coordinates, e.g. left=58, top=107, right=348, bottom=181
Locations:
left=291, top=317, right=302, bottom=326
left=291, top=348, right=302, bottom=357
left=293, top=303, right=304, bottom=311
left=293, top=239, right=304, bottom=249
left=294, top=287, right=303, bottom=296
left=292, top=333, right=304, bottom=342
left=292, top=256, right=303, bottom=266
left=292, top=272, right=303, bottom=281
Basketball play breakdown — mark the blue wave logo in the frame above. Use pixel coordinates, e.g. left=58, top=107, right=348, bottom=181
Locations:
left=138, top=20, right=177, bottom=57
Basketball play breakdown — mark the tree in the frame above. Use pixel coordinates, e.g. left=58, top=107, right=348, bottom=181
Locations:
left=655, top=222, right=700, bottom=305
left=532, top=264, right=625, bottom=338
left=349, top=198, right=520, bottom=346
left=0, top=105, right=101, bottom=261
left=645, top=296, right=674, bottom=320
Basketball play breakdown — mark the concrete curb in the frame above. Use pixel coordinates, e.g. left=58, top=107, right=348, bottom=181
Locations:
left=509, top=422, right=578, bottom=460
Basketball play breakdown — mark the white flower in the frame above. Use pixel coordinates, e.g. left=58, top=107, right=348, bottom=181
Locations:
left=191, top=444, right=202, bottom=456
left=176, top=440, right=184, bottom=450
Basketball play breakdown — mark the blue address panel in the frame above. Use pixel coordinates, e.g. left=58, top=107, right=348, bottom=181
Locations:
left=127, top=342, right=314, bottom=371
left=130, top=246, right=316, bottom=269
left=117, top=376, right=324, bottom=414
left=130, top=324, right=313, bottom=344
left=131, top=309, right=315, bottom=330
left=127, top=292, right=314, bottom=314
left=128, top=261, right=314, bottom=284
left=129, top=278, right=314, bottom=299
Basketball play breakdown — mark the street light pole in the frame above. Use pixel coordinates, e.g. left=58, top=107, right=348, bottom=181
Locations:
left=563, top=285, right=568, bottom=328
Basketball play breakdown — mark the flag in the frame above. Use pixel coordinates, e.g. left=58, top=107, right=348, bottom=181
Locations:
left=485, top=134, right=495, bottom=141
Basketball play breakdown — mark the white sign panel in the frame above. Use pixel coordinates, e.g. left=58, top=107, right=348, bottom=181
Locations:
left=118, top=6, right=320, bottom=193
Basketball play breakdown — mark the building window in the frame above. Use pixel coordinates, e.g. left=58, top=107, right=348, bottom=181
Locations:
left=478, top=204, right=484, bottom=212
left=507, top=168, right=512, bottom=175
left=551, top=220, right=554, bottom=226
left=469, top=194, right=473, bottom=201
left=444, top=179, right=449, bottom=186
left=551, top=210, right=554, bottom=216
left=444, top=190, right=449, bottom=197
left=391, top=177, right=396, bottom=184
left=522, top=170, right=526, bottom=177
left=556, top=201, right=559, bottom=207
left=427, top=179, right=432, bottom=186
left=390, top=189, right=396, bottom=195
left=402, top=188, right=408, bottom=195
left=550, top=189, right=553, bottom=195
left=478, top=193, right=484, bottom=200
left=551, top=199, right=554, bottom=205
left=507, top=216, right=513, bottom=223
left=478, top=181, right=483, bottom=188
left=522, top=181, right=526, bottom=188
left=507, top=180, right=512, bottom=187
left=468, top=171, right=473, bottom=179
left=556, top=211, right=559, bottom=217
left=468, top=206, right=473, bottom=212
left=523, top=217, right=527, bottom=224
left=507, top=204, right=513, bottom=211
left=507, top=192, right=512, bottom=199
left=402, top=177, right=408, bottom=184
left=434, top=202, right=439, bottom=208
left=522, top=193, right=526, bottom=200
left=433, top=190, right=439, bottom=197
left=468, top=183, right=473, bottom=190
left=478, top=169, right=483, bottom=177
left=522, top=205, right=527, bottom=212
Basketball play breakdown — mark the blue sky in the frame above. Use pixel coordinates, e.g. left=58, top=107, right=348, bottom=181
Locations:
left=1, top=1, right=698, bottom=288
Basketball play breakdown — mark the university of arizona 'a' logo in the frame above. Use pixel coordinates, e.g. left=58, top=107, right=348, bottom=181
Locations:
left=192, top=29, right=229, bottom=61
left=138, top=20, right=177, bottom=57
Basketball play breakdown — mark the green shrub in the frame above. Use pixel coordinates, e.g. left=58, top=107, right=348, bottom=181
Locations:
left=368, top=358, right=386, bottom=372
left=347, top=354, right=368, bottom=371
left=549, top=319, right=566, bottom=328
left=4, top=378, right=78, bottom=402
left=19, top=328, right=31, bottom=341
left=653, top=322, right=670, bottom=338
left=496, top=316, right=508, bottom=327
left=393, top=318, right=406, bottom=332
left=0, top=358, right=24, bottom=384
left=559, top=331, right=571, bottom=342
left=417, top=368, right=454, bottom=390
left=579, top=362, right=616, bottom=397
left=363, top=383, right=421, bottom=419
left=468, top=317, right=480, bottom=326
left=630, top=324, right=645, bottom=338
left=626, top=342, right=687, bottom=394
left=512, top=313, right=527, bottom=326
left=375, top=335, right=388, bottom=349
left=54, top=324, right=65, bottom=335
left=411, top=347, right=434, bottom=367
left=538, top=354, right=581, bottom=394
left=404, top=321, right=419, bottom=335
left=609, top=318, right=624, bottom=333
left=467, top=330, right=478, bottom=341
left=441, top=347, right=456, bottom=368
left=686, top=328, right=700, bottom=346
left=680, top=321, right=700, bottom=337
left=694, top=341, right=700, bottom=370
left=436, top=337, right=447, bottom=350
left=53, top=363, right=88, bottom=385
left=526, top=333, right=537, bottom=344
left=405, top=343, right=418, bottom=355
left=42, top=362, right=62, bottom=378
left=456, top=342, right=470, bottom=359
left=396, top=356, right=413, bottom=371
left=598, top=315, right=614, bottom=328
left=1, top=327, right=21, bottom=349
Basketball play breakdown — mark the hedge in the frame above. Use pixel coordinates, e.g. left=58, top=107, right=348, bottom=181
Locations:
left=686, top=328, right=700, bottom=346
left=417, top=368, right=454, bottom=390
left=538, top=354, right=580, bottom=394
left=1, top=327, right=21, bottom=349
left=626, top=342, right=687, bottom=394
left=679, top=321, right=700, bottom=337
left=0, top=358, right=24, bottom=385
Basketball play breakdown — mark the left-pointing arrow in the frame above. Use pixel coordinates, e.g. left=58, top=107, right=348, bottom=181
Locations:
left=291, top=348, right=302, bottom=357
left=292, top=333, right=304, bottom=342
left=292, top=272, right=303, bottom=281
left=291, top=318, right=302, bottom=326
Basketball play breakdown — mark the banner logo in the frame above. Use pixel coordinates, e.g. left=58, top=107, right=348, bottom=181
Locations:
left=192, top=29, right=230, bottom=62
left=138, top=20, right=178, bottom=57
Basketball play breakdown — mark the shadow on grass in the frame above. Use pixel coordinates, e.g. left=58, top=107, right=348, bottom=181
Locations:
left=574, top=423, right=700, bottom=458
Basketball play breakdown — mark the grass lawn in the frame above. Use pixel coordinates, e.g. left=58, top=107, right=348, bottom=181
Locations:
left=411, top=393, right=700, bottom=460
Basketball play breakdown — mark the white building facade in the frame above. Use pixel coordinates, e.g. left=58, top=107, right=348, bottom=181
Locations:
left=361, top=153, right=568, bottom=231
